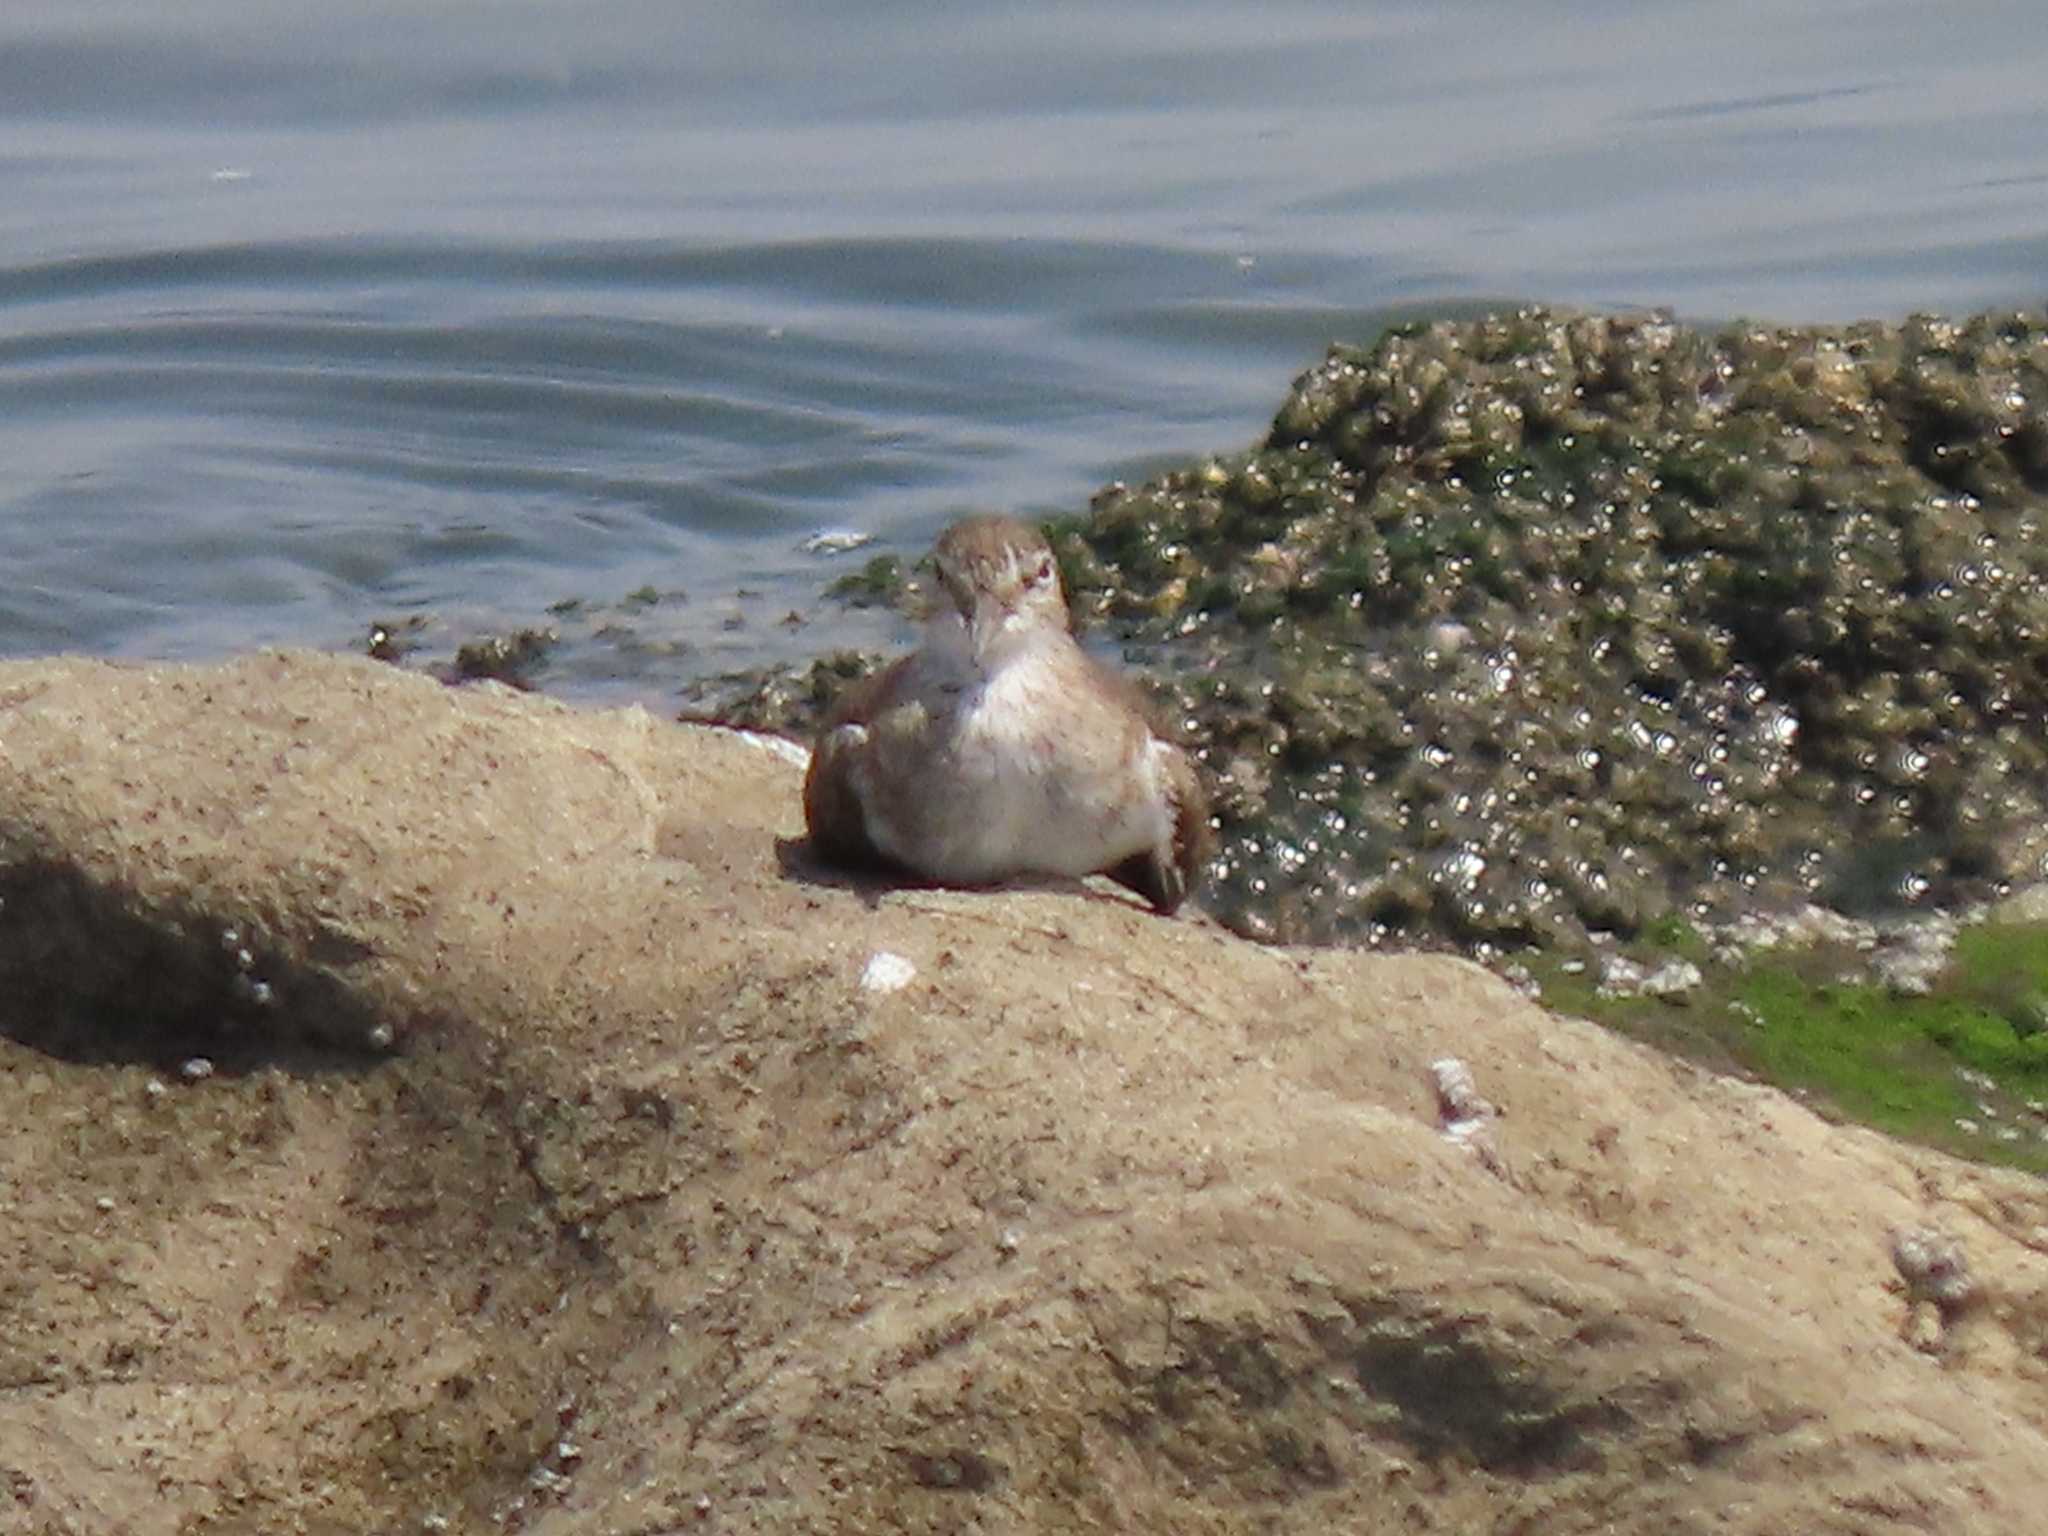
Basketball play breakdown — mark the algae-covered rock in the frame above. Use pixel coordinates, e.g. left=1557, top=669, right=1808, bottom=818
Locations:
left=1057, top=308, right=2048, bottom=948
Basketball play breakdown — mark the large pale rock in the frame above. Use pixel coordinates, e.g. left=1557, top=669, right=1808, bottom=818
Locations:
left=2, top=651, right=2045, bottom=1534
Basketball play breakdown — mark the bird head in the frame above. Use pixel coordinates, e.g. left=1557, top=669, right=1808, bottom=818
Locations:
left=927, top=514, right=1069, bottom=666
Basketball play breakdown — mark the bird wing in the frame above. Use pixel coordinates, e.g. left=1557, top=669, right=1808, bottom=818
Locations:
left=802, top=658, right=914, bottom=871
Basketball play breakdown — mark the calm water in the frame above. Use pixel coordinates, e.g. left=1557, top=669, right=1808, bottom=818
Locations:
left=5, top=1, right=2046, bottom=699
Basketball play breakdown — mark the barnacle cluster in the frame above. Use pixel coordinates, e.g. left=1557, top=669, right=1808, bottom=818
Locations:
left=1052, top=308, right=2048, bottom=949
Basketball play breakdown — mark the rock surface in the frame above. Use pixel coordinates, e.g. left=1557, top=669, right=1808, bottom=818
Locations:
left=4, top=650, right=2048, bottom=1534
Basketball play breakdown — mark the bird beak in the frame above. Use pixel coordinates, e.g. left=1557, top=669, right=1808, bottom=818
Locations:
left=968, top=590, right=1008, bottom=652
left=933, top=568, right=971, bottom=626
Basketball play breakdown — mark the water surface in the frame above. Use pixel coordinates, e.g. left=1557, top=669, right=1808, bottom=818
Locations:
left=4, top=1, right=2044, bottom=695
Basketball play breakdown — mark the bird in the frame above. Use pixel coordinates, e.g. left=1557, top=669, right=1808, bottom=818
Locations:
left=802, top=513, right=1208, bottom=913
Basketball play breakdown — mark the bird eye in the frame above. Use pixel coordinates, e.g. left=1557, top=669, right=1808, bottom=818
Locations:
left=1030, top=555, right=1054, bottom=587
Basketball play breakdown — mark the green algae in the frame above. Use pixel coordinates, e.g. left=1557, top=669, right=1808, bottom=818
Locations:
left=1528, top=921, right=2048, bottom=1174
left=825, top=553, right=910, bottom=608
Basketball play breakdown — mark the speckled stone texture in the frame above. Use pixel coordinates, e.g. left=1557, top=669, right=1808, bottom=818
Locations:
left=4, top=651, right=2048, bottom=1534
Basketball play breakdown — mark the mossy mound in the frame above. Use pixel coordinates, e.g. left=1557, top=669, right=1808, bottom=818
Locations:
left=699, top=307, right=2048, bottom=956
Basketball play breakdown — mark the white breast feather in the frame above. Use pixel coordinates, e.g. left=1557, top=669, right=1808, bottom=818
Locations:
left=855, top=636, right=1169, bottom=885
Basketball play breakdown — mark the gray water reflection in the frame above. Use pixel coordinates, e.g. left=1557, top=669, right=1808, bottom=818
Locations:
left=2, top=1, right=2044, bottom=694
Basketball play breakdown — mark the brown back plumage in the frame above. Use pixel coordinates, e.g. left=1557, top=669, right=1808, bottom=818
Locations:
left=801, top=659, right=905, bottom=872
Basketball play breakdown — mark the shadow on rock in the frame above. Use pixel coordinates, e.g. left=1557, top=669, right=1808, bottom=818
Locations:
left=0, top=859, right=394, bottom=1072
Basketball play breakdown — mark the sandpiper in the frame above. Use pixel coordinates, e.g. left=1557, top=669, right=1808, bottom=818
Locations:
left=803, top=514, right=1208, bottom=913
